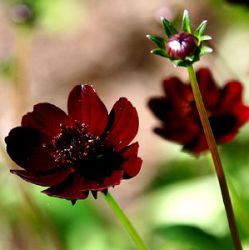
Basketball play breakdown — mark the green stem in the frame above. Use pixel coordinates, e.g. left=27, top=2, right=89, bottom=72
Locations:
left=187, top=65, right=243, bottom=250
left=103, top=192, right=149, bottom=250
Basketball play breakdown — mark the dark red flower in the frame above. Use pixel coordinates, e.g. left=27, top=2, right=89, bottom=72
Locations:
left=148, top=68, right=249, bottom=154
left=6, top=85, right=142, bottom=203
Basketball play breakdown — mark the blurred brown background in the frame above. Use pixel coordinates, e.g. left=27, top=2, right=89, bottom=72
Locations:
left=0, top=0, right=249, bottom=249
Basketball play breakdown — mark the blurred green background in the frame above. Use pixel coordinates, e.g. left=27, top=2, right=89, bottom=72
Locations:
left=0, top=0, right=249, bottom=249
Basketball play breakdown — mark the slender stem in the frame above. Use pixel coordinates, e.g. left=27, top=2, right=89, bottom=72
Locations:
left=103, top=192, right=149, bottom=250
left=187, top=65, right=243, bottom=250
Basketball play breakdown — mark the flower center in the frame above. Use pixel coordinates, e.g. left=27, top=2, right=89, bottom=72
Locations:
left=209, top=114, right=237, bottom=137
left=50, top=122, right=98, bottom=165
left=48, top=122, right=123, bottom=181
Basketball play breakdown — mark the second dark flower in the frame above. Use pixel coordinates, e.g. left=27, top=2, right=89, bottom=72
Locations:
left=148, top=68, right=249, bottom=154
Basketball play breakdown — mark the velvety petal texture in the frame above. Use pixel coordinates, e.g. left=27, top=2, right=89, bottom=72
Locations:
left=67, top=85, right=108, bottom=137
left=6, top=84, right=141, bottom=203
left=148, top=68, right=249, bottom=154
left=104, top=98, right=139, bottom=151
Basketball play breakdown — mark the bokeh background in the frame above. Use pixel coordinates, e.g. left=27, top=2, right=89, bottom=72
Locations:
left=0, top=0, right=249, bottom=249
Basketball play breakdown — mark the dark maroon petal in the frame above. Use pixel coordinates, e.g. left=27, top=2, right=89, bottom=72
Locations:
left=235, top=105, right=249, bottom=125
left=197, top=68, right=220, bottom=109
left=67, top=85, right=108, bottom=136
left=102, top=170, right=124, bottom=186
left=148, top=98, right=172, bottom=121
left=121, top=142, right=139, bottom=159
left=217, top=131, right=238, bottom=144
left=76, top=172, right=122, bottom=191
left=209, top=114, right=238, bottom=138
left=42, top=173, right=89, bottom=200
left=10, top=167, right=74, bottom=186
left=163, top=77, right=191, bottom=102
left=22, top=103, right=68, bottom=138
left=183, top=134, right=208, bottom=154
left=120, top=142, right=142, bottom=178
left=220, top=81, right=249, bottom=125
left=123, top=158, right=142, bottom=179
left=154, top=125, right=200, bottom=144
left=104, top=98, right=139, bottom=151
left=77, top=178, right=101, bottom=190
left=219, top=81, right=243, bottom=110
left=5, top=127, right=55, bottom=171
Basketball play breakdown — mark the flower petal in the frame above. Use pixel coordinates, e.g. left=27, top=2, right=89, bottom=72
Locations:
left=10, top=167, right=73, bottom=186
left=102, top=170, right=123, bottom=186
left=154, top=123, right=199, bottom=145
left=148, top=98, right=172, bottom=121
left=22, top=103, right=68, bottom=138
left=121, top=142, right=139, bottom=159
left=121, top=143, right=142, bottom=178
left=163, top=77, right=192, bottom=104
left=219, top=81, right=243, bottom=110
left=67, top=85, right=108, bottom=136
left=104, top=98, right=139, bottom=151
left=123, top=158, right=142, bottom=179
left=183, top=134, right=208, bottom=154
left=197, top=68, right=220, bottom=109
left=42, top=173, right=89, bottom=200
left=5, top=127, right=55, bottom=171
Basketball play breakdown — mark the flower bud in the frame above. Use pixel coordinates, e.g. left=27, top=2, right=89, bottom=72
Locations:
left=166, top=32, right=198, bottom=60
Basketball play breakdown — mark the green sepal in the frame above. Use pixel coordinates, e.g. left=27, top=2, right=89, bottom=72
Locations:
left=172, top=59, right=194, bottom=67
left=182, top=10, right=191, bottom=33
left=161, top=17, right=177, bottom=38
left=200, top=35, right=212, bottom=41
left=151, top=48, right=169, bottom=58
left=200, top=46, right=213, bottom=56
left=146, top=35, right=165, bottom=49
left=171, top=47, right=201, bottom=67
left=172, top=57, right=198, bottom=67
left=194, top=20, right=207, bottom=39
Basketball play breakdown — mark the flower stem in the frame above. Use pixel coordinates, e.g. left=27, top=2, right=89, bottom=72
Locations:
left=187, top=65, right=243, bottom=250
left=103, top=192, right=149, bottom=250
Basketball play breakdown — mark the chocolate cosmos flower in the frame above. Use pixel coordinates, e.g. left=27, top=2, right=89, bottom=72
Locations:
left=149, top=68, right=249, bottom=154
left=6, top=85, right=142, bottom=203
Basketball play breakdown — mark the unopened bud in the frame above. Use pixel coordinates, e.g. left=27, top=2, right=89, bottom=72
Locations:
left=166, top=32, right=197, bottom=60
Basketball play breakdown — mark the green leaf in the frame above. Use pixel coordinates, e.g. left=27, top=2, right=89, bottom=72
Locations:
left=151, top=48, right=169, bottom=58
left=161, top=17, right=178, bottom=38
left=147, top=156, right=212, bottom=191
left=194, top=20, right=208, bottom=39
left=200, top=46, right=213, bottom=56
left=182, top=9, right=191, bottom=33
left=155, top=225, right=233, bottom=250
left=146, top=35, right=165, bottom=49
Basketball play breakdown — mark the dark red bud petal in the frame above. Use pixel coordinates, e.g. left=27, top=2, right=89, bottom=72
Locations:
left=166, top=32, right=198, bottom=59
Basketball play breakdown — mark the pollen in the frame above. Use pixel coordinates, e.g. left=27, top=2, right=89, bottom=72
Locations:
left=49, top=122, right=100, bottom=166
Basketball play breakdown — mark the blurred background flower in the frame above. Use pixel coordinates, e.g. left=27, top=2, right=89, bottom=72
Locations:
left=148, top=67, right=249, bottom=154
left=0, top=0, right=249, bottom=250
